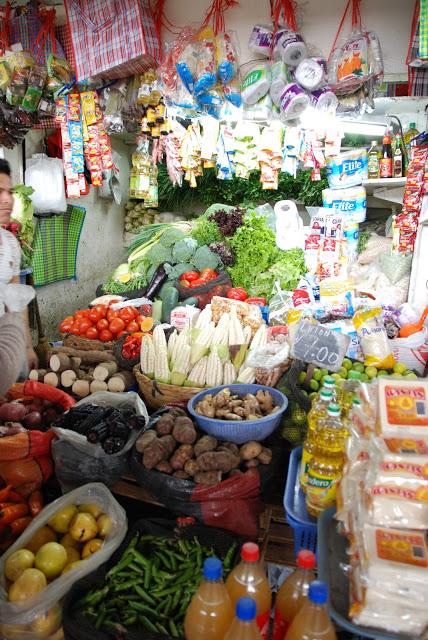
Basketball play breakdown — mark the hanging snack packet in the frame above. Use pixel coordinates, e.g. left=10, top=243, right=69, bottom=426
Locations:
left=217, top=31, right=238, bottom=83
left=194, top=38, right=217, bottom=96
left=353, top=306, right=395, bottom=369
left=0, top=59, right=11, bottom=93
left=22, top=64, right=47, bottom=112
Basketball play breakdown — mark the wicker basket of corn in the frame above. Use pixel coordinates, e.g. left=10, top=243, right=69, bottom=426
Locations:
left=134, top=366, right=201, bottom=410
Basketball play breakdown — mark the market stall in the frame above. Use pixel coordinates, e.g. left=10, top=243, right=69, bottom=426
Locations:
left=0, top=0, right=427, bottom=639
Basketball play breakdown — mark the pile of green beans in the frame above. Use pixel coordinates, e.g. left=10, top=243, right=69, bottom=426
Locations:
left=74, top=533, right=238, bottom=638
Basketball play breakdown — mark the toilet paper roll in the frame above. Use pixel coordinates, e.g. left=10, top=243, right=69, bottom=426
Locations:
left=276, top=30, right=307, bottom=66
left=312, top=57, right=328, bottom=74
left=310, top=86, right=338, bottom=110
left=241, top=62, right=271, bottom=105
left=279, top=83, right=310, bottom=119
left=248, top=24, right=273, bottom=56
left=294, top=58, right=324, bottom=90
left=269, top=60, right=292, bottom=106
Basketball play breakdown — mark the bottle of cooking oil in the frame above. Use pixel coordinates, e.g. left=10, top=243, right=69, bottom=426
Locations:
left=131, top=139, right=151, bottom=200
left=300, top=389, right=333, bottom=492
left=306, top=403, right=347, bottom=517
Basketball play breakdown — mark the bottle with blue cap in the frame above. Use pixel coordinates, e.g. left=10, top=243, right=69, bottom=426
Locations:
left=285, top=580, right=337, bottom=639
left=184, top=557, right=233, bottom=640
left=224, top=597, right=262, bottom=640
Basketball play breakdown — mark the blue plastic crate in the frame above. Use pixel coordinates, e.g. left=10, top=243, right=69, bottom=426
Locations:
left=284, top=446, right=318, bottom=555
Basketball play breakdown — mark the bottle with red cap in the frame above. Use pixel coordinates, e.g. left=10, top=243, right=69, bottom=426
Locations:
left=225, top=543, right=271, bottom=640
left=272, top=549, right=316, bottom=640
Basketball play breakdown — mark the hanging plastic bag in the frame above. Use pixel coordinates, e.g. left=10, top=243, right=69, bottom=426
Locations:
left=25, top=154, right=66, bottom=213
left=379, top=248, right=413, bottom=285
left=0, top=482, right=126, bottom=640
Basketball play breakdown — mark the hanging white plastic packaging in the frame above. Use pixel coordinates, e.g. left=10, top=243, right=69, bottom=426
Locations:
left=275, top=30, right=307, bottom=66
left=279, top=83, right=309, bottom=119
left=270, top=60, right=292, bottom=106
left=241, top=62, right=271, bottom=105
left=274, top=200, right=304, bottom=250
left=294, top=58, right=324, bottom=90
left=25, top=154, right=67, bottom=213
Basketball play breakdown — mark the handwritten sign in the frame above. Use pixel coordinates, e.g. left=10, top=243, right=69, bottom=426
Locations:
left=290, top=321, right=350, bottom=372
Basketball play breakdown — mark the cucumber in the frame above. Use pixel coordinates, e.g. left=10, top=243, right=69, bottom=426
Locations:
left=180, top=297, right=198, bottom=306
left=161, top=287, right=179, bottom=323
left=152, top=300, right=163, bottom=323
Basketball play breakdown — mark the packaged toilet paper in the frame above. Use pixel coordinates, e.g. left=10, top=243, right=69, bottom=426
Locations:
left=322, top=186, right=367, bottom=223
left=241, top=62, right=271, bottom=105
left=310, top=86, right=338, bottom=110
left=294, top=58, right=324, bottom=90
left=270, top=60, right=292, bottom=106
left=279, top=83, right=309, bottom=120
left=275, top=30, right=307, bottom=66
left=326, top=149, right=368, bottom=189
left=248, top=25, right=288, bottom=57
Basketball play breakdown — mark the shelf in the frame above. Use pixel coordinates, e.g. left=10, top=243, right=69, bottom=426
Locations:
left=363, top=177, right=406, bottom=192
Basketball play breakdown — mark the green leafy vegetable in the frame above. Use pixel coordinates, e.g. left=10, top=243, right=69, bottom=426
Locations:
left=192, top=245, right=220, bottom=271
left=172, top=237, right=198, bottom=263
left=11, top=184, right=34, bottom=268
left=191, top=216, right=222, bottom=246
left=146, top=243, right=173, bottom=268
left=248, top=249, right=306, bottom=298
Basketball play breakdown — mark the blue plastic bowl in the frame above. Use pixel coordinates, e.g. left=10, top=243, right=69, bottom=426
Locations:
left=187, top=384, right=288, bottom=445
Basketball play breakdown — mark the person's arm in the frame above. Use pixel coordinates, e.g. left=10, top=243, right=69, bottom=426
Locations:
left=11, top=275, right=39, bottom=370
left=0, top=312, right=26, bottom=395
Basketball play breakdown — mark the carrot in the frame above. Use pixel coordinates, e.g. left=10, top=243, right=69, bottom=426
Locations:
left=0, top=502, right=14, bottom=510
left=7, top=490, right=25, bottom=503
left=0, top=503, right=29, bottom=525
left=0, top=485, right=12, bottom=502
left=28, top=490, right=43, bottom=517
left=9, top=516, right=32, bottom=537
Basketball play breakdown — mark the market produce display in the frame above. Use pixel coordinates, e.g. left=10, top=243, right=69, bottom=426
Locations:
left=124, top=201, right=157, bottom=234
left=0, top=488, right=44, bottom=553
left=58, top=304, right=145, bottom=343
left=135, top=408, right=273, bottom=484
left=194, top=388, right=279, bottom=421
left=74, top=530, right=238, bottom=637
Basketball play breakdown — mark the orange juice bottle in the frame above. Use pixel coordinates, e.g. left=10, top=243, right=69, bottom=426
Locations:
left=184, top=557, right=233, bottom=640
left=224, top=597, right=262, bottom=640
left=225, top=543, right=271, bottom=640
left=285, top=581, right=337, bottom=640
left=272, top=549, right=316, bottom=640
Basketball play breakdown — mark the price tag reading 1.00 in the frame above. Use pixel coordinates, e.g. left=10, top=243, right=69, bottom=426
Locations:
left=290, top=321, right=351, bottom=372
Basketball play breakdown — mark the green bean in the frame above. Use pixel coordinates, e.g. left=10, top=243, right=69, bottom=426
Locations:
left=156, top=550, right=172, bottom=569
left=152, top=584, right=181, bottom=598
left=114, top=579, right=143, bottom=592
left=143, top=560, right=152, bottom=589
left=156, top=622, right=169, bottom=634
left=139, top=615, right=158, bottom=632
left=131, top=548, right=149, bottom=566
left=75, top=586, right=109, bottom=608
left=106, top=554, right=134, bottom=578
left=129, top=601, right=156, bottom=616
left=169, top=619, right=179, bottom=637
left=134, top=584, right=156, bottom=605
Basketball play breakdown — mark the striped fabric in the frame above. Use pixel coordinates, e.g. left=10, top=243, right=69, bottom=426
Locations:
left=31, top=205, right=86, bottom=287
left=63, top=0, right=160, bottom=81
left=10, top=1, right=65, bottom=64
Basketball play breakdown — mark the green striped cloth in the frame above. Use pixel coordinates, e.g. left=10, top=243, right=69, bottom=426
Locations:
left=421, top=0, right=428, bottom=58
left=31, top=205, right=86, bottom=286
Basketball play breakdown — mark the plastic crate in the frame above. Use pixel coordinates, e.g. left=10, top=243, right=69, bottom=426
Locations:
left=284, top=446, right=318, bottom=555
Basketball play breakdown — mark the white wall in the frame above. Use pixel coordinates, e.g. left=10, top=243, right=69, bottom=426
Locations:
left=164, top=0, right=412, bottom=77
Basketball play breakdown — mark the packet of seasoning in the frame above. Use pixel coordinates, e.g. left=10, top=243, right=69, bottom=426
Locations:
left=6, top=67, right=29, bottom=105
left=81, top=91, right=97, bottom=125
left=47, top=54, right=73, bottom=84
left=0, top=59, right=11, bottom=93
left=22, top=65, right=47, bottom=112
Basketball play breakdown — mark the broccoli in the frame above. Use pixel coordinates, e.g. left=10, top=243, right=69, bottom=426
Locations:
left=146, top=242, right=173, bottom=268
left=159, top=227, right=186, bottom=247
left=172, top=237, right=198, bottom=263
left=192, top=245, right=220, bottom=271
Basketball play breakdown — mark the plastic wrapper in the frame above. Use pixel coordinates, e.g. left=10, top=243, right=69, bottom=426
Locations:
left=211, top=295, right=263, bottom=336
left=52, top=392, right=149, bottom=491
left=246, top=342, right=290, bottom=387
left=353, top=306, right=395, bottom=369
left=326, top=148, right=368, bottom=189
left=379, top=247, right=412, bottom=285
left=0, top=482, right=126, bottom=640
left=328, top=30, right=384, bottom=96
left=25, top=154, right=66, bottom=213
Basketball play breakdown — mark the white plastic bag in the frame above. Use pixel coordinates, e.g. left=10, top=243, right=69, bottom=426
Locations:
left=52, top=392, right=149, bottom=490
left=0, top=483, right=126, bottom=639
left=25, top=155, right=67, bottom=214
left=390, top=328, right=428, bottom=376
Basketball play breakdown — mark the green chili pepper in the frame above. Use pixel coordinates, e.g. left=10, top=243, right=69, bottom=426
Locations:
left=140, top=615, right=158, bottom=632
left=169, top=619, right=179, bottom=637
left=134, top=584, right=156, bottom=605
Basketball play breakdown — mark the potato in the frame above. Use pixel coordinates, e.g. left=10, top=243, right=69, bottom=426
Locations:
left=197, top=450, right=239, bottom=473
left=173, top=470, right=190, bottom=480
left=142, top=439, right=167, bottom=469
left=155, top=414, right=175, bottom=436
left=170, top=444, right=194, bottom=470
left=194, top=471, right=222, bottom=486
left=184, top=459, right=199, bottom=477
left=217, top=442, right=239, bottom=457
left=258, top=447, right=272, bottom=465
left=155, top=461, right=173, bottom=475
left=172, top=422, right=197, bottom=445
left=168, top=407, right=187, bottom=418
left=239, top=441, right=262, bottom=461
left=194, top=435, right=218, bottom=457
left=159, top=435, right=176, bottom=457
left=136, top=430, right=156, bottom=453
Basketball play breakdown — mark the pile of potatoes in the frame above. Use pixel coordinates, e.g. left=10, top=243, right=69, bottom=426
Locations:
left=136, top=408, right=273, bottom=486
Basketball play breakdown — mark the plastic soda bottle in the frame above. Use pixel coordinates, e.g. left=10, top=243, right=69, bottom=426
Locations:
left=224, top=597, right=262, bottom=640
left=285, top=580, right=337, bottom=640
left=300, top=389, right=333, bottom=491
left=184, top=557, right=234, bottom=640
left=225, top=543, right=271, bottom=640
left=272, top=549, right=316, bottom=640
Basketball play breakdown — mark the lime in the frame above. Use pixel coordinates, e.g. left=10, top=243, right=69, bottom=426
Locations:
left=320, top=369, right=329, bottom=377
left=298, top=372, right=306, bottom=385
left=312, top=368, right=322, bottom=381
left=360, top=373, right=370, bottom=382
left=301, top=389, right=309, bottom=396
left=377, top=370, right=388, bottom=377
left=309, top=380, right=320, bottom=391
left=390, top=373, right=403, bottom=378
left=393, top=363, right=407, bottom=375
left=365, top=366, right=378, bottom=379
left=342, top=358, right=353, bottom=370
left=404, top=372, right=418, bottom=380
left=338, top=367, right=348, bottom=379
left=309, top=392, right=318, bottom=401
left=352, top=362, right=365, bottom=373
left=331, top=373, right=341, bottom=382
left=348, top=370, right=362, bottom=380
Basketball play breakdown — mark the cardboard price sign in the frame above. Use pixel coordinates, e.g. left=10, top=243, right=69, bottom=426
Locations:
left=290, top=321, right=350, bottom=372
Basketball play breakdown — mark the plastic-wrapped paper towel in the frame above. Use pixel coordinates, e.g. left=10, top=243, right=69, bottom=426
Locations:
left=241, top=62, right=271, bottom=105
left=275, top=30, right=307, bottom=66
left=322, top=186, right=367, bottom=223
left=270, top=60, right=292, bottom=106
left=326, top=149, right=368, bottom=189
left=279, top=83, right=309, bottom=120
left=310, top=86, right=338, bottom=110
left=294, top=58, right=324, bottom=90
left=248, top=24, right=288, bottom=56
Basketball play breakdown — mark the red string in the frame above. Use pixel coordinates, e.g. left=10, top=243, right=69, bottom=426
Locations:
left=202, top=0, right=239, bottom=35
left=351, top=0, right=361, bottom=29
left=32, top=7, right=57, bottom=62
left=328, top=0, right=351, bottom=62
left=283, top=0, right=297, bottom=31
left=269, top=0, right=298, bottom=58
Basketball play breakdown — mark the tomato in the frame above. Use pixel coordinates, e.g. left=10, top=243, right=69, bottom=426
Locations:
left=88, top=308, right=102, bottom=323
left=139, top=304, right=152, bottom=316
left=96, top=318, right=109, bottom=331
left=75, top=310, right=88, bottom=320
left=227, top=287, right=248, bottom=301
left=119, top=306, right=135, bottom=324
left=94, top=304, right=107, bottom=319
left=62, top=315, right=75, bottom=324
left=135, top=314, right=145, bottom=325
left=246, top=297, right=267, bottom=306
left=179, top=271, right=200, bottom=282
left=70, top=322, right=81, bottom=335
left=199, top=268, right=218, bottom=282
left=109, top=317, right=126, bottom=334
left=86, top=326, right=99, bottom=340
left=78, top=319, right=93, bottom=334
left=107, top=309, right=119, bottom=322
left=126, top=320, right=139, bottom=333
left=99, top=329, right=113, bottom=342
left=188, top=279, right=205, bottom=288
left=180, top=279, right=190, bottom=288
left=131, top=306, right=139, bottom=318
left=59, top=319, right=74, bottom=333
left=117, top=330, right=127, bottom=339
